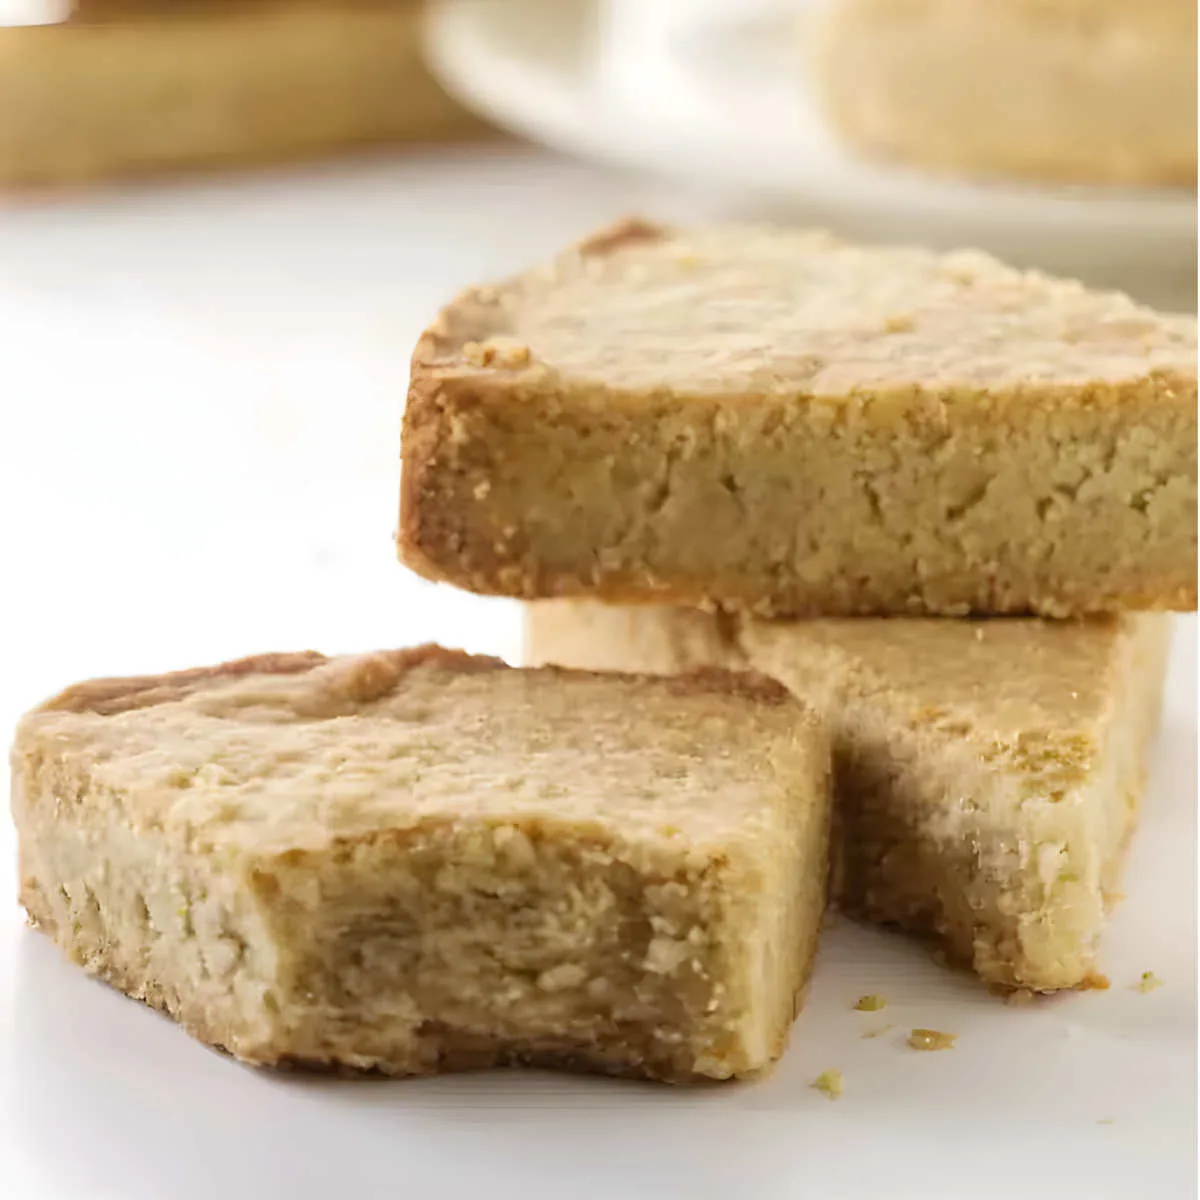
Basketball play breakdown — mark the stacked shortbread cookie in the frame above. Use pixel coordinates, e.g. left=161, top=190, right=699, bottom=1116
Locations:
left=11, top=219, right=1196, bottom=1081
left=806, top=0, right=1197, bottom=185
left=400, top=219, right=1195, bottom=997
left=0, top=0, right=490, bottom=186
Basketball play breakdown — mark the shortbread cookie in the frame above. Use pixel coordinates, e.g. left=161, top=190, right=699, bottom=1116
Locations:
left=526, top=602, right=1172, bottom=991
left=807, top=0, right=1197, bottom=185
left=0, top=1, right=490, bottom=186
left=11, top=645, right=830, bottom=1081
left=400, top=220, right=1197, bottom=618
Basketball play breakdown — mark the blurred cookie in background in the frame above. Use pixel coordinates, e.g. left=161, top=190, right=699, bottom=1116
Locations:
left=807, top=0, right=1197, bottom=187
left=0, top=0, right=496, bottom=188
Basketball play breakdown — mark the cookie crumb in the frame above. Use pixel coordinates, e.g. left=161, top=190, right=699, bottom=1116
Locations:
left=854, top=994, right=886, bottom=1012
left=908, top=1028, right=956, bottom=1051
left=883, top=314, right=914, bottom=334
left=1098, top=1118, right=1114, bottom=1126
left=812, top=1069, right=843, bottom=1100
left=1005, top=988, right=1035, bottom=1008
left=1080, top=972, right=1110, bottom=991
left=463, top=338, right=532, bottom=369
left=1135, top=970, right=1163, bottom=993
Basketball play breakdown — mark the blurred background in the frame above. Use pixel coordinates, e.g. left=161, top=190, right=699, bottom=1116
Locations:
left=2, top=0, right=1195, bottom=291
left=0, top=0, right=1196, bottom=710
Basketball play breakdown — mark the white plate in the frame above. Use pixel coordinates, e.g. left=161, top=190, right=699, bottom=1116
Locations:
left=425, top=0, right=1197, bottom=309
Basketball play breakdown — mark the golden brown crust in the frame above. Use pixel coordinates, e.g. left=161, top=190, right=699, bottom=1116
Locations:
left=397, top=355, right=466, bottom=587
left=399, top=473, right=1200, bottom=617
left=398, top=220, right=1197, bottom=618
left=401, top=535, right=1200, bottom=616
left=575, top=216, right=671, bottom=258
left=263, top=1037, right=754, bottom=1084
left=657, top=666, right=792, bottom=707
left=34, top=643, right=797, bottom=725
left=33, top=646, right=508, bottom=718
left=37, top=652, right=330, bottom=717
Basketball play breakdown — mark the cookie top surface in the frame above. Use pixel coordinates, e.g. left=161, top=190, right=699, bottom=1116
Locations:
left=17, top=645, right=822, bottom=855
left=421, top=220, right=1195, bottom=400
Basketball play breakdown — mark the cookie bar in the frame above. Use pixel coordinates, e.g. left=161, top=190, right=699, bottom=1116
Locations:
left=526, top=602, right=1172, bottom=991
left=806, top=0, right=1197, bottom=185
left=11, top=645, right=830, bottom=1081
left=400, top=220, right=1196, bottom=618
left=0, top=0, right=490, bottom=186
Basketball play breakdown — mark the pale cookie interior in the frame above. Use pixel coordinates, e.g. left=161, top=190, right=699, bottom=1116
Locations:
left=13, top=648, right=830, bottom=1081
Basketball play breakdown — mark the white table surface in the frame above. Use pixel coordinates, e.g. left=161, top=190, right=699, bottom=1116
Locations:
left=0, top=147, right=1195, bottom=1200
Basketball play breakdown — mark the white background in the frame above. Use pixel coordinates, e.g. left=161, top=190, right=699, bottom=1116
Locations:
left=0, top=148, right=1195, bottom=1199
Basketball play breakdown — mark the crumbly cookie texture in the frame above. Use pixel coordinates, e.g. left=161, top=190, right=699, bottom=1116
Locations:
left=400, top=219, right=1197, bottom=618
left=11, top=645, right=830, bottom=1082
left=526, top=602, right=1173, bottom=992
left=807, top=0, right=1197, bottom=186
left=0, top=0, right=490, bottom=186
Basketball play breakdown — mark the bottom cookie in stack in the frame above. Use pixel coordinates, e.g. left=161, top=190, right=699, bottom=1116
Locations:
left=526, top=601, right=1172, bottom=993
